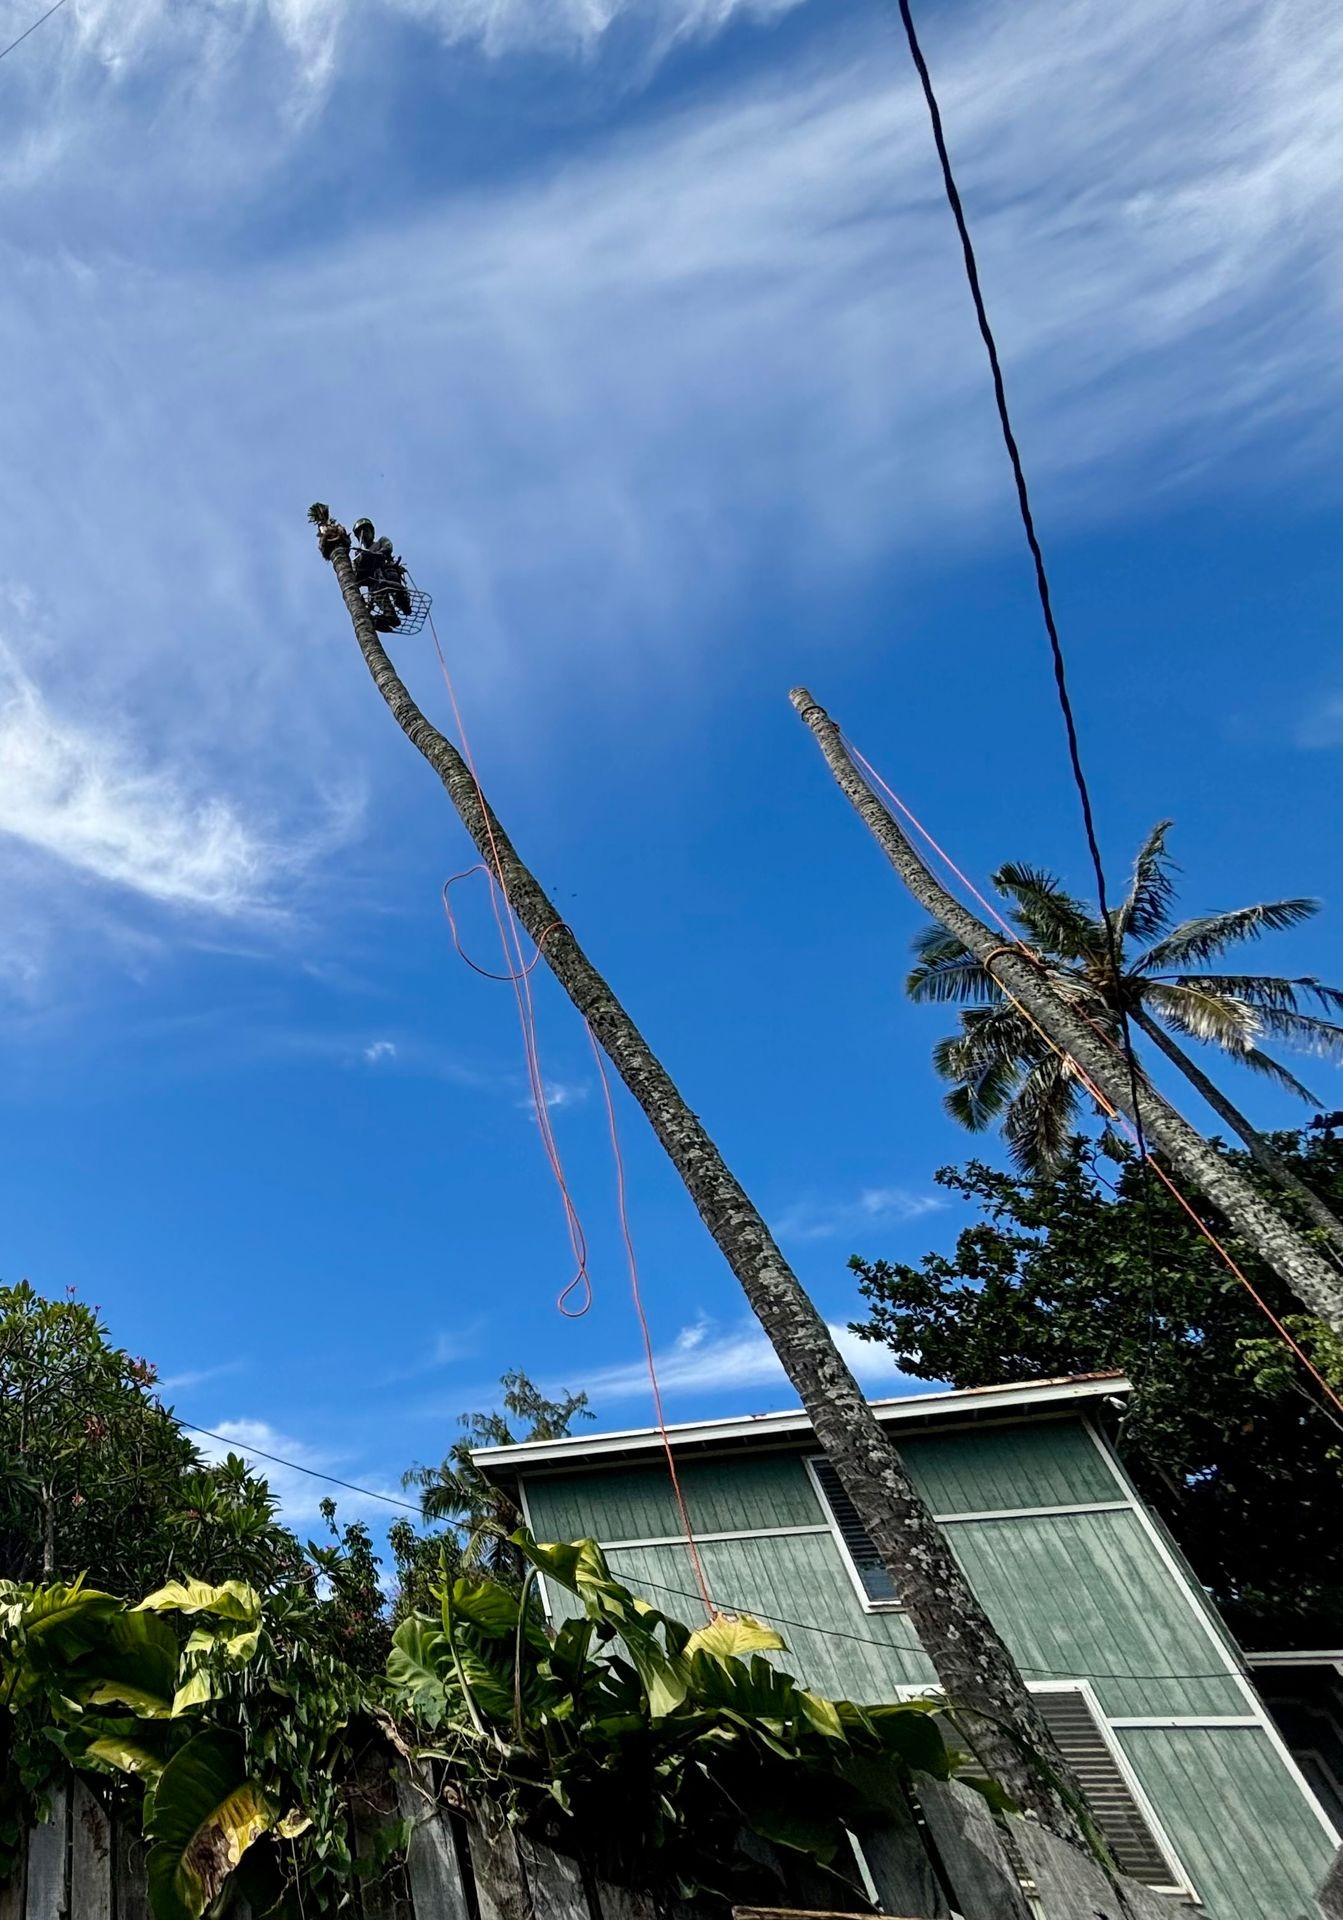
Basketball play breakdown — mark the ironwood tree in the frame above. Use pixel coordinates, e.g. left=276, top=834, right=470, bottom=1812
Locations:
left=312, top=505, right=1088, bottom=1841
left=849, top=1126, right=1343, bottom=1648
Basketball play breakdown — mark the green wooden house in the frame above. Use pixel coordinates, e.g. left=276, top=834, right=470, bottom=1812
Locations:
left=474, top=1372, right=1340, bottom=1920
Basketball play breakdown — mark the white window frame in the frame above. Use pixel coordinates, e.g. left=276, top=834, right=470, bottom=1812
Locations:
left=803, top=1455, right=906, bottom=1614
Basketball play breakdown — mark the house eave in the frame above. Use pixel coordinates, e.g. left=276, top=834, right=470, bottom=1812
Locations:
left=471, top=1372, right=1130, bottom=1482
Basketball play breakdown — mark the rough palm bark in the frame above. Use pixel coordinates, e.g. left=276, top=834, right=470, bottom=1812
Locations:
left=314, top=517, right=1083, bottom=1841
left=790, top=688, right=1343, bottom=1341
left=1132, top=1007, right=1343, bottom=1265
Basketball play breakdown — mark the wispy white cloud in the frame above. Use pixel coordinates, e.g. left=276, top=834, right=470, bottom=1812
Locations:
left=775, top=1185, right=945, bottom=1244
left=194, top=1415, right=405, bottom=1527
left=579, top=1313, right=915, bottom=1405
left=157, top=1360, right=247, bottom=1393
left=0, top=639, right=274, bottom=914
left=518, top=1078, right=591, bottom=1114
left=3, top=0, right=1340, bottom=998
left=363, top=1038, right=398, bottom=1063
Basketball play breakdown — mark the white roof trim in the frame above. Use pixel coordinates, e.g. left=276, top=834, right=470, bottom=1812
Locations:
left=471, top=1374, right=1130, bottom=1473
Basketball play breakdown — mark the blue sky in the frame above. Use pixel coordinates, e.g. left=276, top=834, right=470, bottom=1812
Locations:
left=1, top=0, right=1340, bottom=1536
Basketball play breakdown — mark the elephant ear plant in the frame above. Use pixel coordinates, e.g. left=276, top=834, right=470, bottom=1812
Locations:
left=386, top=1532, right=997, bottom=1904
left=0, top=1573, right=371, bottom=1920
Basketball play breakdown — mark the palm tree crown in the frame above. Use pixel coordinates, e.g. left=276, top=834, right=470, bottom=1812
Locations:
left=909, top=822, right=1343, bottom=1173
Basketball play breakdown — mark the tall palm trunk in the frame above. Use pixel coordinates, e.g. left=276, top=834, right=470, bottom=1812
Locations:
left=317, top=523, right=1083, bottom=1840
left=790, top=689, right=1343, bottom=1342
left=1131, top=1009, right=1343, bottom=1267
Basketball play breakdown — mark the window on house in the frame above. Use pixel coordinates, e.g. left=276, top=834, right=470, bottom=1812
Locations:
left=1031, top=1688, right=1186, bottom=1892
left=808, top=1457, right=900, bottom=1608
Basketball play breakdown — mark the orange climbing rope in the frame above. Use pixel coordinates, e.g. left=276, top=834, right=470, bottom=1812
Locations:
left=425, top=614, right=716, bottom=1612
left=587, top=1027, right=715, bottom=1613
left=845, top=734, right=1343, bottom=1427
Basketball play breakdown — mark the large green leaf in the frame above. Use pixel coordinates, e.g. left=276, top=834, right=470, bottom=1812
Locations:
left=85, top=1733, right=170, bottom=1779
left=145, top=1730, right=272, bottom=1920
left=136, top=1580, right=261, bottom=1624
left=387, top=1618, right=448, bottom=1726
left=75, top=1610, right=179, bottom=1718
left=450, top=1579, right=547, bottom=1650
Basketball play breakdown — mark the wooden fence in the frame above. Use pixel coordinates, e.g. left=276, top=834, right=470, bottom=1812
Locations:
left=1, top=1770, right=1337, bottom=1920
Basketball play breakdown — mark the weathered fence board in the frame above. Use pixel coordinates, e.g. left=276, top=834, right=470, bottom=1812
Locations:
left=113, top=1826, right=148, bottom=1920
left=593, top=1880, right=661, bottom=1920
left=0, top=1766, right=1217, bottom=1920
left=1318, top=1845, right=1343, bottom=1920
left=518, top=1836, right=589, bottom=1920
left=855, top=1806, right=948, bottom=1919
left=914, top=1782, right=1032, bottom=1920
left=24, top=1784, right=66, bottom=1920
left=396, top=1767, right=471, bottom=1920
left=468, top=1814, right=532, bottom=1920
left=68, top=1785, right=109, bottom=1920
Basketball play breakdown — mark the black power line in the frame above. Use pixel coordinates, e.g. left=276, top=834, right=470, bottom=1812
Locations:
left=0, top=0, right=70, bottom=64
left=176, top=1418, right=422, bottom=1514
left=893, top=0, right=1161, bottom=1398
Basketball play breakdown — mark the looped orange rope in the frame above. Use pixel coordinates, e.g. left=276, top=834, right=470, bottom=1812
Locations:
left=422, top=613, right=714, bottom=1607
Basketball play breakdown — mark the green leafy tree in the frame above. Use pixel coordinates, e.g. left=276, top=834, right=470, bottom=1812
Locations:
left=0, top=1283, right=303, bottom=1595
left=906, top=825, right=1343, bottom=1256
left=848, top=1125, right=1343, bottom=1648
left=395, top=1370, right=591, bottom=1609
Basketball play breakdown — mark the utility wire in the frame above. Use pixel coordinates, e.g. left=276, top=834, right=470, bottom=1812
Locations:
left=894, top=0, right=1162, bottom=1417
left=0, top=0, right=69, bottom=63
left=171, top=1413, right=1249, bottom=1685
left=175, top=1418, right=422, bottom=1515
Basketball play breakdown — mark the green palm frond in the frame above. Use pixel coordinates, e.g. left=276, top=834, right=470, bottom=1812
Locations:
left=1159, top=973, right=1343, bottom=1016
left=1114, top=820, right=1177, bottom=943
left=1139, top=899, right=1319, bottom=969
left=1239, top=1048, right=1321, bottom=1105
left=1142, top=982, right=1260, bottom=1050
left=934, top=1005, right=1037, bottom=1130
left=907, top=949, right=998, bottom=1006
left=994, top=862, right=1101, bottom=963
left=1248, top=1005, right=1343, bottom=1063
left=1002, top=1054, right=1086, bottom=1175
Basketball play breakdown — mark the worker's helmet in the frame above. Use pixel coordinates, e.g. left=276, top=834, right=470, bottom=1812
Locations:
left=352, top=518, right=375, bottom=545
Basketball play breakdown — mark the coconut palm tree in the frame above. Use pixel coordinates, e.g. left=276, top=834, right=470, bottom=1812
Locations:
left=908, top=822, right=1343, bottom=1255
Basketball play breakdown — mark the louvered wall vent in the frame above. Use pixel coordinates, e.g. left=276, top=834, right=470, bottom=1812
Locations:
left=1033, top=1689, right=1182, bottom=1889
left=809, top=1458, right=899, bottom=1605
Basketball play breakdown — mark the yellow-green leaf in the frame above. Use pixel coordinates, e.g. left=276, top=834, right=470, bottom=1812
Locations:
left=136, top=1580, right=261, bottom=1624
left=171, top=1668, right=216, bottom=1717
left=275, top=1811, right=312, bottom=1840
left=798, top=1690, right=845, bottom=1740
left=85, top=1735, right=167, bottom=1778
left=87, top=1680, right=175, bottom=1718
left=145, top=1732, right=272, bottom=1920
left=685, top=1616, right=786, bottom=1661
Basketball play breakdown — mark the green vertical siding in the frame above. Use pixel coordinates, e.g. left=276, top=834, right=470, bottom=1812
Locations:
left=945, top=1511, right=1244, bottom=1719
left=523, top=1453, right=819, bottom=1542
left=900, top=1419, right=1117, bottom=1512
left=596, top=1536, right=938, bottom=1699
left=1118, top=1726, right=1336, bottom=1920
left=517, top=1417, right=1337, bottom=1920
